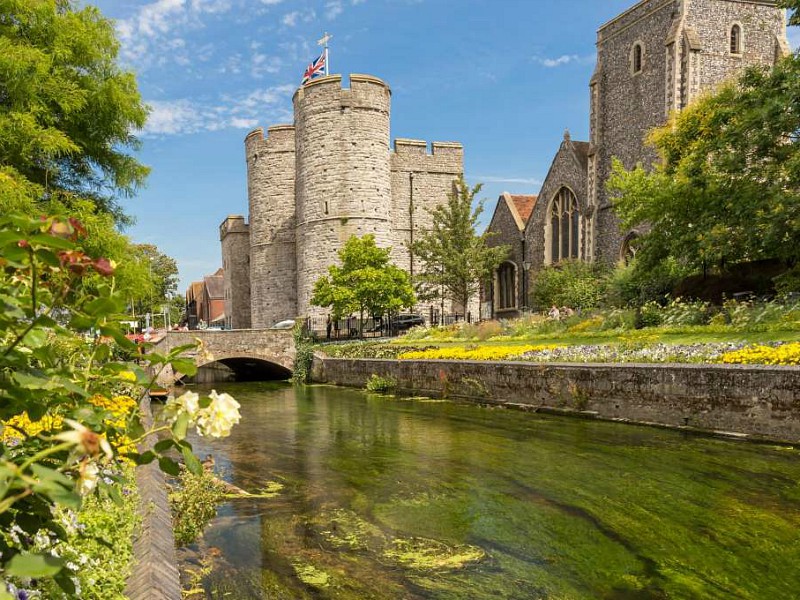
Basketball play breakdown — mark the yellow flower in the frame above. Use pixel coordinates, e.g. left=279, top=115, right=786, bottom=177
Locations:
left=118, top=370, right=137, bottom=383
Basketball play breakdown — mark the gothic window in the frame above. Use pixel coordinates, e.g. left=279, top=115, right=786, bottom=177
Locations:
left=632, top=42, right=644, bottom=74
left=497, top=262, right=516, bottom=310
left=548, top=187, right=580, bottom=263
left=730, top=24, right=742, bottom=54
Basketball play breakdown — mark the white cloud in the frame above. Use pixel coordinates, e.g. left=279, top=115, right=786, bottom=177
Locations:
left=116, top=0, right=232, bottom=68
left=325, top=0, right=343, bottom=20
left=283, top=11, right=300, bottom=26
left=533, top=54, right=594, bottom=68
left=260, top=0, right=284, bottom=4
left=143, top=84, right=296, bottom=136
left=474, top=175, right=543, bottom=186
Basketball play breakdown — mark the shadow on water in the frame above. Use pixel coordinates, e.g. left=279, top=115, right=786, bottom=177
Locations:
left=179, top=383, right=800, bottom=600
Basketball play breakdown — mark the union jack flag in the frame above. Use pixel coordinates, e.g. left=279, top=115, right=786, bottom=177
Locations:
left=301, top=52, right=326, bottom=84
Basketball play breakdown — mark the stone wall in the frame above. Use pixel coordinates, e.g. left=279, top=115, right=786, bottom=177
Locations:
left=219, top=215, right=251, bottom=329
left=314, top=357, right=800, bottom=441
left=246, top=125, right=297, bottom=328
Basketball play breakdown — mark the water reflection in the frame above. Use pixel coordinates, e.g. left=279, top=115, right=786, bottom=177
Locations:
left=181, top=382, right=800, bottom=599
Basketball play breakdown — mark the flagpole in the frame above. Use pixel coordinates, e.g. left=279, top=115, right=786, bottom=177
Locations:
left=318, top=32, right=332, bottom=76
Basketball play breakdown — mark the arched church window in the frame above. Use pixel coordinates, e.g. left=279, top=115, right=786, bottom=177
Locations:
left=549, top=187, right=580, bottom=263
left=730, top=24, right=742, bottom=54
left=632, top=42, right=644, bottom=74
left=497, top=262, right=516, bottom=310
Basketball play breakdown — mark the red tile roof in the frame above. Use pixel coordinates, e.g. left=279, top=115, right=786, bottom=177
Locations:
left=508, top=194, right=538, bottom=225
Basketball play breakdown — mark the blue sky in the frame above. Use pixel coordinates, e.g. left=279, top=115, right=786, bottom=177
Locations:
left=90, top=0, right=796, bottom=291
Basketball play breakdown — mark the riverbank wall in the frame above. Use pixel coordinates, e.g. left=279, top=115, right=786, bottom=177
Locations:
left=312, top=357, right=800, bottom=442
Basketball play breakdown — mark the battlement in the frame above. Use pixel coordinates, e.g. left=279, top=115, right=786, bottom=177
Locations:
left=244, top=124, right=295, bottom=156
left=392, top=139, right=463, bottom=157
left=219, top=215, right=249, bottom=240
left=293, top=74, right=391, bottom=116
left=391, top=139, right=463, bottom=174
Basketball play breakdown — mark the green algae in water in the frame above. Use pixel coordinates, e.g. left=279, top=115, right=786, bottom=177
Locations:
left=181, top=383, right=800, bottom=599
left=292, top=562, right=331, bottom=588
left=383, top=537, right=486, bottom=570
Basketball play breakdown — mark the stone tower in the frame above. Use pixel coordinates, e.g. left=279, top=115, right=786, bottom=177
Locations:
left=219, top=215, right=251, bottom=329
left=589, top=0, right=789, bottom=263
left=222, top=73, right=464, bottom=328
left=294, top=74, right=394, bottom=319
left=244, top=124, right=297, bottom=329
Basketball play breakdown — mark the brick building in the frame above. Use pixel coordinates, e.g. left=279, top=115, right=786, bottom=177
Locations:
left=484, top=0, right=789, bottom=316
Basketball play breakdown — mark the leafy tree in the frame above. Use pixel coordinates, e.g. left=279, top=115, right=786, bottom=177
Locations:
left=311, top=235, right=415, bottom=335
left=0, top=0, right=149, bottom=223
left=778, top=1, right=800, bottom=26
left=411, top=177, right=508, bottom=313
left=607, top=55, right=800, bottom=277
left=530, top=260, right=610, bottom=311
left=133, top=243, right=180, bottom=314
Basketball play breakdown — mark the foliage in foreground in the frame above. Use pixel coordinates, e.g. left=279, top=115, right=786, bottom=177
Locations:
left=0, top=214, right=240, bottom=598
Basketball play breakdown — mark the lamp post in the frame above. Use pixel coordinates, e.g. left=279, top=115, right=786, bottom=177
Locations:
left=522, top=261, right=531, bottom=312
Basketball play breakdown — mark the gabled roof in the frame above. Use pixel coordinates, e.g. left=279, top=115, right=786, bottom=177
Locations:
left=504, top=193, right=538, bottom=229
left=203, top=271, right=225, bottom=299
left=186, top=281, right=204, bottom=303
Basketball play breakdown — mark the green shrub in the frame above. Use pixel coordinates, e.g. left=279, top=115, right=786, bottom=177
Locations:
left=530, top=260, right=609, bottom=311
left=365, top=374, right=397, bottom=393
left=169, top=466, right=228, bottom=547
left=292, top=322, right=314, bottom=384
left=774, top=265, right=800, bottom=297
left=606, top=258, right=690, bottom=307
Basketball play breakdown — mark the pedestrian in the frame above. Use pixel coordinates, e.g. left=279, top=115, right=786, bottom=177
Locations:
left=548, top=305, right=560, bottom=320
left=326, top=315, right=332, bottom=340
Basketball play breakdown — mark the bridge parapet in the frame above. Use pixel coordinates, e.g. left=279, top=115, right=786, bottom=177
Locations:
left=153, top=329, right=295, bottom=384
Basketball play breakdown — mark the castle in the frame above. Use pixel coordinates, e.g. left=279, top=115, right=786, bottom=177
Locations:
left=220, top=74, right=463, bottom=329
left=219, top=0, right=789, bottom=329
left=483, top=0, right=789, bottom=318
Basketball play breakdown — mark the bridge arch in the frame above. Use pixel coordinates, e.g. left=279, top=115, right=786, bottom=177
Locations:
left=190, top=353, right=292, bottom=382
left=153, top=329, right=296, bottom=385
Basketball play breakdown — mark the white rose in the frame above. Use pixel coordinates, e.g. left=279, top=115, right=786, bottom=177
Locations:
left=196, top=390, right=241, bottom=438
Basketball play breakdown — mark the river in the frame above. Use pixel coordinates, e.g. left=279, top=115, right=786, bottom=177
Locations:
left=180, top=382, right=800, bottom=599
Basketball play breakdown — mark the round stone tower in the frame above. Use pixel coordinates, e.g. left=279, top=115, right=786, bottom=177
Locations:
left=245, top=124, right=297, bottom=329
left=294, top=74, right=393, bottom=318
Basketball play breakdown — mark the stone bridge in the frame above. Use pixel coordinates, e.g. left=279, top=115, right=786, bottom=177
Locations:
left=153, top=329, right=295, bottom=384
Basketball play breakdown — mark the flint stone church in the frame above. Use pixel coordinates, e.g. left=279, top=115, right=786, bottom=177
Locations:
left=483, top=0, right=789, bottom=319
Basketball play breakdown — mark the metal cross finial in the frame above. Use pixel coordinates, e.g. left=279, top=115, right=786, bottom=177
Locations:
left=318, top=32, right=332, bottom=48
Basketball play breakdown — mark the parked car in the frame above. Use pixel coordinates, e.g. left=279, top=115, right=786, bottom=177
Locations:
left=390, top=314, right=425, bottom=332
left=272, top=319, right=296, bottom=330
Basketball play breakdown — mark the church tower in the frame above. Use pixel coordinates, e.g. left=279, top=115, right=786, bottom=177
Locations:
left=589, top=0, right=789, bottom=263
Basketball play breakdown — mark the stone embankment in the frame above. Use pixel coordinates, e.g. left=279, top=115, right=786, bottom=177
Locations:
left=125, top=396, right=181, bottom=600
left=313, top=356, right=800, bottom=442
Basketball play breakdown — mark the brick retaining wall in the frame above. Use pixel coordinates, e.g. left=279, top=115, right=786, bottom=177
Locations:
left=313, top=357, right=800, bottom=442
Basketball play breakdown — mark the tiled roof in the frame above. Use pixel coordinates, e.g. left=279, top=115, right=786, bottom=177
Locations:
left=508, top=194, right=538, bottom=224
left=203, top=272, right=225, bottom=299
